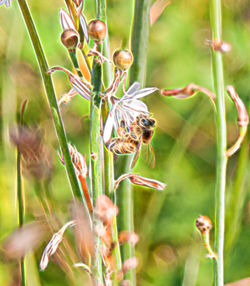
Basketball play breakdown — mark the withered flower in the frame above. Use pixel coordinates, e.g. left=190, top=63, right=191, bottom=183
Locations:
left=58, top=88, right=78, bottom=106
left=88, top=19, right=106, bottom=44
left=113, top=49, right=134, bottom=71
left=59, top=144, right=93, bottom=214
left=205, top=39, right=232, bottom=53
left=95, top=195, right=118, bottom=225
left=161, top=83, right=215, bottom=103
left=118, top=231, right=139, bottom=246
left=10, top=126, right=52, bottom=180
left=71, top=202, right=94, bottom=264
left=48, top=66, right=91, bottom=101
left=122, top=257, right=139, bottom=275
left=2, top=221, right=46, bottom=260
left=195, top=215, right=216, bottom=259
left=114, top=173, right=166, bottom=191
left=226, top=86, right=249, bottom=157
left=40, top=221, right=75, bottom=271
left=61, top=29, right=80, bottom=52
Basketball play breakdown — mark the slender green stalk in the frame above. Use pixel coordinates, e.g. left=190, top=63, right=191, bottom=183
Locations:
left=210, top=0, right=227, bottom=285
left=116, top=1, right=151, bottom=284
left=88, top=1, right=108, bottom=282
left=225, top=135, right=249, bottom=253
left=16, top=100, right=27, bottom=286
left=130, top=0, right=151, bottom=86
left=16, top=0, right=88, bottom=205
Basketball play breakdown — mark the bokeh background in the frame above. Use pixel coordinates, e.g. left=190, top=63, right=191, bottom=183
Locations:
left=0, top=0, right=249, bottom=285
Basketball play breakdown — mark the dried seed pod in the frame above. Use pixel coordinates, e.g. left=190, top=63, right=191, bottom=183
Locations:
left=113, top=49, right=134, bottom=70
left=61, top=29, right=79, bottom=51
left=88, top=19, right=106, bottom=43
left=195, top=215, right=216, bottom=259
left=195, top=215, right=212, bottom=234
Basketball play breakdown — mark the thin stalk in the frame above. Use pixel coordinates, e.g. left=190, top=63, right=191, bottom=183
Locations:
left=16, top=0, right=88, bottom=207
left=116, top=1, right=151, bottom=284
left=16, top=100, right=27, bottom=286
left=130, top=0, right=151, bottom=86
left=88, top=1, right=107, bottom=282
left=210, top=0, right=227, bottom=285
left=99, top=0, right=122, bottom=274
left=225, top=135, right=249, bottom=253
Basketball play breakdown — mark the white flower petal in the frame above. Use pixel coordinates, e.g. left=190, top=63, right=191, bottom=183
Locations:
left=59, top=9, right=76, bottom=31
left=122, top=99, right=148, bottom=114
left=103, top=105, right=116, bottom=143
left=126, top=82, right=140, bottom=96
left=132, top=87, right=158, bottom=99
left=79, top=14, right=89, bottom=43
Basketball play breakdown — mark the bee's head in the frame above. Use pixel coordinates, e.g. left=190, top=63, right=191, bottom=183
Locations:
left=139, top=116, right=155, bottom=128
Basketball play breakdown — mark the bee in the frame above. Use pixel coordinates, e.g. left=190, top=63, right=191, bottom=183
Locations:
left=107, top=114, right=156, bottom=168
left=108, top=133, right=140, bottom=155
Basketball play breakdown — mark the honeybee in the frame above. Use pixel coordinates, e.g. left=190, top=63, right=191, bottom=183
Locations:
left=108, top=114, right=156, bottom=168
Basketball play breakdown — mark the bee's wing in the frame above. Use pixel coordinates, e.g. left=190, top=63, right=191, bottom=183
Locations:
left=147, top=143, right=156, bottom=168
left=130, top=141, right=142, bottom=169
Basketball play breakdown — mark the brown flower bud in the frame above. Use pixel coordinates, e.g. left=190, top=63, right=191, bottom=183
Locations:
left=195, top=215, right=212, bottom=234
left=61, top=29, right=79, bottom=51
left=113, top=49, right=134, bottom=70
left=88, top=19, right=106, bottom=43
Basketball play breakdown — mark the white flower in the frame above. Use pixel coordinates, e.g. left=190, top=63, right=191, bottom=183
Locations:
left=103, top=82, right=158, bottom=143
left=0, top=0, right=12, bottom=7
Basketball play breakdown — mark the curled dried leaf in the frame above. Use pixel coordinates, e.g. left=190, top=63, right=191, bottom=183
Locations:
left=40, top=221, right=75, bottom=271
left=114, top=173, right=166, bottom=191
left=226, top=86, right=249, bottom=157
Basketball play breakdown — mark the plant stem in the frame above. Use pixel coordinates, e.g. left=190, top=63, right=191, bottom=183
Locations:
left=210, top=0, right=227, bottom=285
left=16, top=100, right=27, bottom=286
left=88, top=1, right=108, bottom=282
left=225, top=135, right=249, bottom=253
left=116, top=1, right=151, bottom=284
left=130, top=0, right=151, bottom=86
left=16, top=0, right=87, bottom=206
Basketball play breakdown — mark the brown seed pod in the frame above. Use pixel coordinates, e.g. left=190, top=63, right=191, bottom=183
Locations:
left=61, top=29, right=79, bottom=51
left=113, top=49, right=134, bottom=70
left=196, top=215, right=212, bottom=234
left=88, top=19, right=106, bottom=43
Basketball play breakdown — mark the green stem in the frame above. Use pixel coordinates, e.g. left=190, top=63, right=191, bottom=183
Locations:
left=210, top=0, right=227, bottom=285
left=16, top=0, right=87, bottom=205
left=16, top=100, right=27, bottom=286
left=225, top=135, right=249, bottom=253
left=116, top=1, right=151, bottom=284
left=69, top=50, right=84, bottom=78
left=90, top=2, right=105, bottom=281
left=130, top=0, right=151, bottom=86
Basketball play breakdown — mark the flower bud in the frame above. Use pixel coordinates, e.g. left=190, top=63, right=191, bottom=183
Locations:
left=113, top=49, right=134, bottom=70
left=88, top=19, right=106, bottom=43
left=195, top=215, right=212, bottom=234
left=61, top=29, right=79, bottom=51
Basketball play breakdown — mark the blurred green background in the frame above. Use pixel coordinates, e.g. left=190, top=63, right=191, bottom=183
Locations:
left=0, top=0, right=249, bottom=285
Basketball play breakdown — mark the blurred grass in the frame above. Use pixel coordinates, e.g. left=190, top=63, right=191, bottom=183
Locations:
left=0, top=0, right=249, bottom=285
